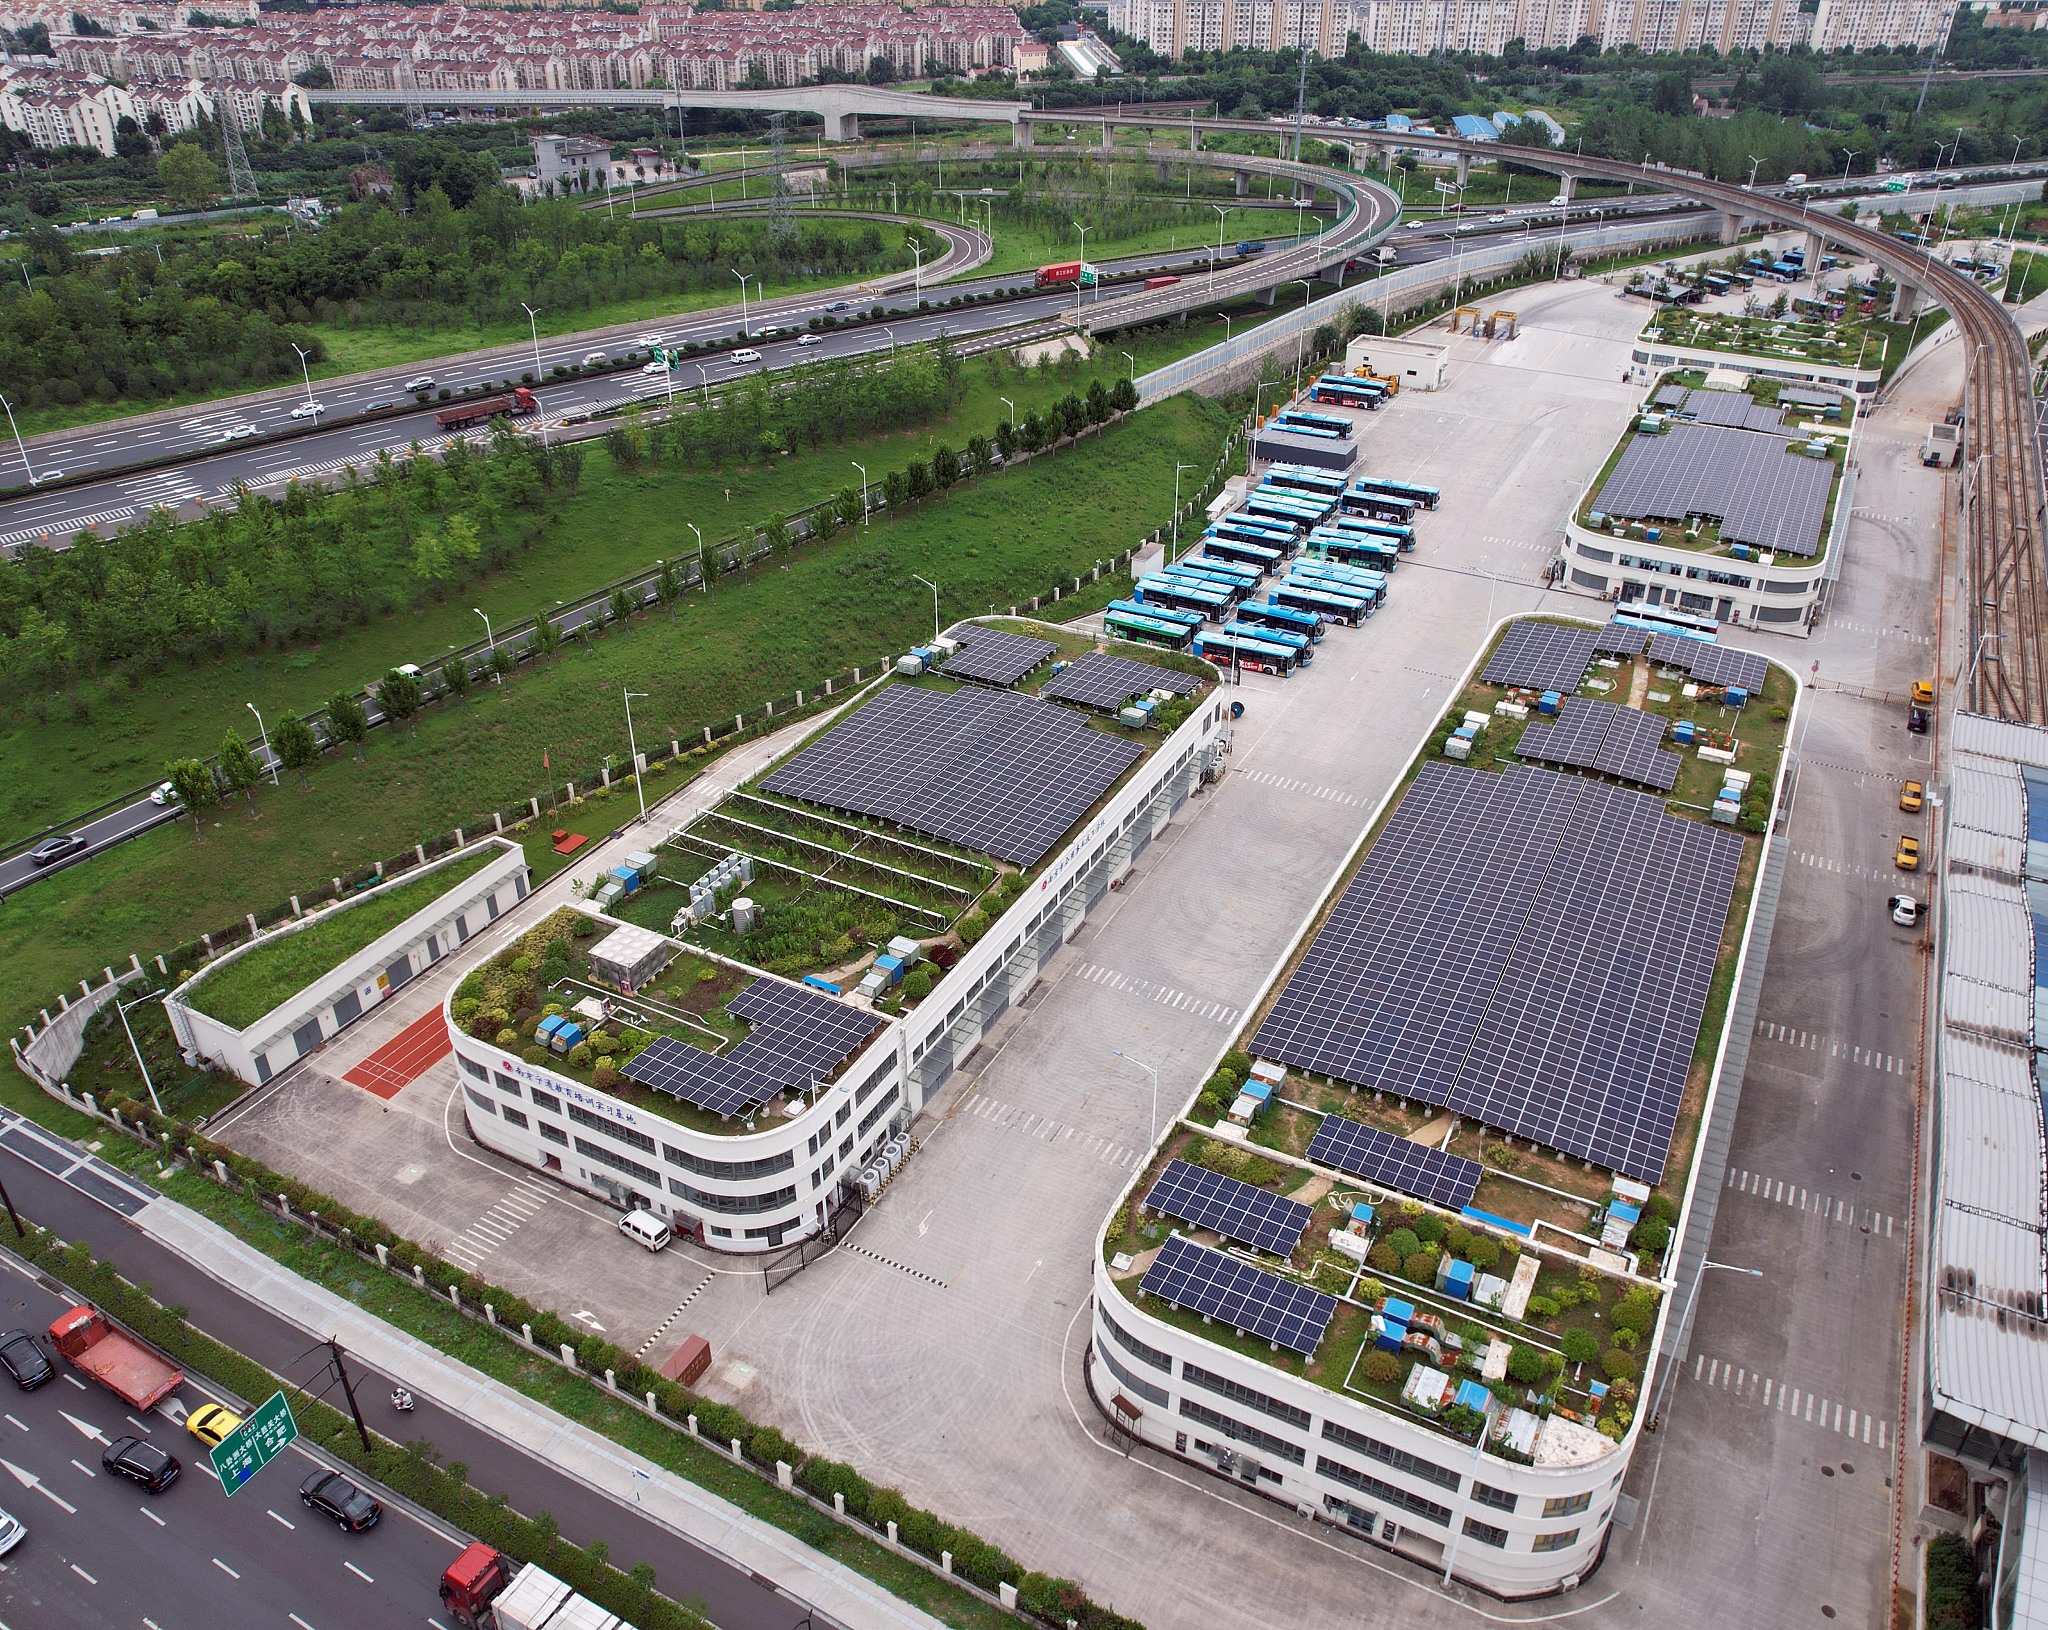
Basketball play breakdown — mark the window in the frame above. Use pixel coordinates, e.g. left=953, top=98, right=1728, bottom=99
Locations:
left=464, top=1087, right=496, bottom=1116
left=837, top=1135, right=854, bottom=1160
left=572, top=1137, right=659, bottom=1187
left=530, top=1088, right=561, bottom=1115
left=567, top=1102, right=656, bottom=1156
left=1313, top=1457, right=1451, bottom=1526
left=668, top=1180, right=797, bottom=1215
left=537, top=1120, right=567, bottom=1146
left=1542, top=1492, right=1592, bottom=1519
left=1321, top=1421, right=1460, bottom=1491
left=459, top=1056, right=487, bottom=1082
left=662, top=1144, right=794, bottom=1181
left=1099, top=1307, right=1172, bottom=1373
left=858, top=1086, right=899, bottom=1137
left=1532, top=1529, right=1581, bottom=1554
left=1182, top=1362, right=1310, bottom=1429
left=855, top=1067, right=889, bottom=1104
left=492, top=1071, right=522, bottom=1097
left=1462, top=1517, right=1509, bottom=1549
left=1097, top=1339, right=1169, bottom=1408
left=501, top=1107, right=529, bottom=1131
left=1470, top=1482, right=1517, bottom=1513
left=1178, top=1400, right=1304, bottom=1465
left=836, top=1103, right=852, bottom=1127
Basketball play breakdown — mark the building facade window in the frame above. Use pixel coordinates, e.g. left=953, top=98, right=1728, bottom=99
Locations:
left=530, top=1087, right=561, bottom=1114
left=1097, top=1339, right=1169, bottom=1408
left=662, top=1144, right=795, bottom=1181
left=1178, top=1399, right=1305, bottom=1465
left=1542, top=1492, right=1592, bottom=1518
left=1462, top=1517, right=1509, bottom=1549
left=567, top=1101, right=656, bottom=1155
left=492, top=1071, right=522, bottom=1096
left=1532, top=1528, right=1582, bottom=1553
left=1313, top=1457, right=1452, bottom=1526
left=1321, top=1420, right=1461, bottom=1491
left=465, top=1087, right=496, bottom=1116
left=1470, top=1481, right=1518, bottom=1512
left=537, top=1120, right=567, bottom=1146
left=1181, top=1362, right=1311, bottom=1429
left=500, top=1106, right=529, bottom=1130
left=572, top=1137, right=659, bottom=1187
left=668, top=1180, right=798, bottom=1215
left=1099, top=1307, right=1173, bottom=1373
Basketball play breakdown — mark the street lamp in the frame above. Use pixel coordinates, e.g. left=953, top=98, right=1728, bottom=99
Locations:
left=1209, top=203, right=1229, bottom=294
left=622, top=689, right=650, bottom=820
left=911, top=573, right=940, bottom=646
left=474, top=606, right=495, bottom=671
left=732, top=267, right=751, bottom=337
left=1840, top=150, right=1860, bottom=185
left=0, top=392, right=36, bottom=485
left=851, top=461, right=869, bottom=526
left=1286, top=278, right=1312, bottom=392
left=115, top=986, right=164, bottom=1116
left=1169, top=462, right=1196, bottom=565
left=908, top=237, right=924, bottom=307
left=1111, top=1048, right=1159, bottom=1146
left=881, top=326, right=896, bottom=358
left=999, top=396, right=1016, bottom=427
left=291, top=342, right=317, bottom=416
left=518, top=303, right=550, bottom=445
left=687, top=522, right=706, bottom=593
left=1648, top=1259, right=1763, bottom=1428
left=247, top=701, right=278, bottom=786
left=1219, top=313, right=1233, bottom=343
left=1746, top=154, right=1761, bottom=190
left=1121, top=350, right=1135, bottom=381
left=1072, top=219, right=1090, bottom=317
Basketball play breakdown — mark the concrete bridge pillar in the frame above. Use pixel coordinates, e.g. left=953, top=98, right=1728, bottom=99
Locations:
left=1558, top=174, right=1576, bottom=203
left=1257, top=284, right=1276, bottom=307
left=1455, top=153, right=1470, bottom=186
left=1234, top=169, right=1252, bottom=197
left=1013, top=118, right=1034, bottom=150
left=1891, top=279, right=1921, bottom=320
left=1804, top=231, right=1823, bottom=274
left=1190, top=125, right=1201, bottom=152
left=1719, top=212, right=1743, bottom=246
left=1102, top=120, right=1113, bottom=151
left=826, top=110, right=859, bottom=142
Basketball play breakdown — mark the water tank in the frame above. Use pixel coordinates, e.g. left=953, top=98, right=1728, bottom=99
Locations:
left=731, top=896, right=758, bottom=934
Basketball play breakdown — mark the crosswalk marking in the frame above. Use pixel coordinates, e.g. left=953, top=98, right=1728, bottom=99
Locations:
left=444, top=1181, right=550, bottom=1268
left=1752, top=1020, right=1910, bottom=1076
left=0, top=505, right=137, bottom=549
left=960, top=1090, right=1140, bottom=1166
left=1072, top=961, right=1240, bottom=1026
left=1724, top=1164, right=1898, bottom=1236
left=122, top=469, right=206, bottom=505
left=1232, top=767, right=1360, bottom=805
left=1693, top=1353, right=1888, bottom=1446
left=1789, top=850, right=1897, bottom=884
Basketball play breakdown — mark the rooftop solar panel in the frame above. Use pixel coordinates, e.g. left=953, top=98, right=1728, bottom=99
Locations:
left=1651, top=384, right=1688, bottom=409
left=1593, top=422, right=1833, bottom=557
left=725, top=979, right=882, bottom=1089
left=1516, top=695, right=1612, bottom=771
left=1303, top=1116, right=1483, bottom=1210
left=620, top=1035, right=780, bottom=1119
left=1138, top=1234, right=1336, bottom=1356
left=1662, top=388, right=1795, bottom=437
left=1042, top=651, right=1202, bottom=711
left=1517, top=697, right=1679, bottom=792
left=939, top=625, right=1057, bottom=687
left=1142, top=1160, right=1312, bottom=1256
left=1593, top=621, right=1648, bottom=658
left=1480, top=622, right=1601, bottom=694
left=1646, top=633, right=1770, bottom=694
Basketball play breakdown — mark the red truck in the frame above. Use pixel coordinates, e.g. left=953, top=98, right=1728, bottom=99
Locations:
left=1033, top=261, right=1097, bottom=290
left=442, top=1543, right=642, bottom=1629
left=1143, top=274, right=1181, bottom=290
left=47, top=1307, right=182, bottom=1411
left=436, top=387, right=540, bottom=433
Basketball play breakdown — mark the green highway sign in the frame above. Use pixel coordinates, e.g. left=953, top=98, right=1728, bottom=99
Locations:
left=209, top=1391, right=299, bottom=1495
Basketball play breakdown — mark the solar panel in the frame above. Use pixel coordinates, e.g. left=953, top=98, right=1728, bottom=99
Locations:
left=1042, top=651, right=1202, bottom=711
left=1480, top=622, right=1601, bottom=693
left=1142, top=1160, right=1311, bottom=1256
left=620, top=1035, right=779, bottom=1119
left=1516, top=696, right=1611, bottom=771
left=1593, top=621, right=1647, bottom=658
left=1592, top=422, right=1833, bottom=556
left=939, top=625, right=1056, bottom=687
left=1138, top=1234, right=1336, bottom=1356
left=1646, top=633, right=1770, bottom=695
left=1651, top=384, right=1688, bottom=409
left=1517, top=698, right=1679, bottom=792
left=761, top=685, right=1141, bottom=866
left=1248, top=761, right=1743, bottom=1183
left=725, top=979, right=882, bottom=1089
left=1304, top=1116, right=1482, bottom=1210
left=1661, top=388, right=1794, bottom=437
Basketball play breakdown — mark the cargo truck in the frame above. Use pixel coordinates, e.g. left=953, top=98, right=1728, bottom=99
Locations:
left=1033, top=261, right=1097, bottom=289
left=442, top=1543, right=637, bottom=1630
left=46, top=1307, right=182, bottom=1411
left=436, top=387, right=540, bottom=432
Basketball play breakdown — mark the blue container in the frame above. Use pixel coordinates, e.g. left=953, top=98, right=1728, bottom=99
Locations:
left=1374, top=1320, right=1409, bottom=1353
left=1673, top=720, right=1696, bottom=745
left=873, top=955, right=906, bottom=984
left=1455, top=1380, right=1492, bottom=1413
left=1350, top=1202, right=1376, bottom=1229
left=1644, top=527, right=1661, bottom=542
left=1537, top=691, right=1562, bottom=715
left=1725, top=686, right=1748, bottom=707
left=1382, top=1298, right=1414, bottom=1326
left=1441, top=1259, right=1475, bottom=1300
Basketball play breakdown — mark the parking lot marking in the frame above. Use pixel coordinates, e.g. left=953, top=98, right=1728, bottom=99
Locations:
left=269, top=1508, right=295, bottom=1529
left=444, top=1186, right=550, bottom=1267
left=1232, top=768, right=1360, bottom=805
left=1725, top=1165, right=1898, bottom=1236
left=1071, top=963, right=1240, bottom=1026
left=344, top=1562, right=375, bottom=1584
left=1751, top=1021, right=1908, bottom=1075
left=1789, top=850, right=1894, bottom=884
left=70, top=1564, right=96, bottom=1584
left=139, top=1505, right=164, bottom=1526
left=290, top=1615, right=317, bottom=1630
left=1695, top=1355, right=1889, bottom=1446
left=3, top=1416, right=24, bottom=1434
left=212, top=1558, right=240, bottom=1580
left=838, top=1240, right=949, bottom=1289
left=635, top=1274, right=715, bottom=1359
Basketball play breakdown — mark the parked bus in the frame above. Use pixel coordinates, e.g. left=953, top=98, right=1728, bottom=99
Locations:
left=1262, top=464, right=1349, bottom=498
left=1222, top=619, right=1311, bottom=662
left=1244, top=492, right=1336, bottom=529
left=1216, top=510, right=1299, bottom=543
left=1134, top=574, right=1234, bottom=620
left=1248, top=485, right=1335, bottom=519
left=1291, top=561, right=1387, bottom=610
left=1162, top=562, right=1253, bottom=603
left=1339, top=486, right=1419, bottom=526
left=1273, top=580, right=1369, bottom=627
left=1305, top=532, right=1399, bottom=572
left=1194, top=629, right=1300, bottom=676
left=1321, top=513, right=1416, bottom=550
left=1202, top=536, right=1285, bottom=573
left=1105, top=607, right=1197, bottom=651
left=1172, top=553, right=1260, bottom=588
left=1234, top=598, right=1326, bottom=642
left=1309, top=374, right=1387, bottom=410
left=1268, top=421, right=1344, bottom=441
left=1350, top=473, right=1440, bottom=511
left=1273, top=413, right=1353, bottom=442
left=1108, top=598, right=1201, bottom=635
left=1611, top=603, right=1718, bottom=641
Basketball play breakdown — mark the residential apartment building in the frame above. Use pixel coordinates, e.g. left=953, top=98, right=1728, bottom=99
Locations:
left=1104, top=0, right=1347, bottom=57
left=1810, top=0, right=1956, bottom=49
left=0, top=60, right=289, bottom=152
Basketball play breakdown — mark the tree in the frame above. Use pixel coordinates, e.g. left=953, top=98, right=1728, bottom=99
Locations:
left=532, top=612, right=562, bottom=663
left=376, top=668, right=423, bottom=731
left=904, top=459, right=932, bottom=502
left=929, top=444, right=957, bottom=495
left=1561, top=1328, right=1601, bottom=1368
left=217, top=727, right=261, bottom=814
left=655, top=558, right=682, bottom=616
left=272, top=714, right=320, bottom=787
left=157, top=141, right=218, bottom=212
left=1110, top=378, right=1138, bottom=414
left=441, top=654, right=472, bottom=705
left=163, top=758, right=217, bottom=837
left=1651, top=69, right=1693, bottom=117
left=1084, top=380, right=1112, bottom=425
left=326, top=690, right=369, bottom=760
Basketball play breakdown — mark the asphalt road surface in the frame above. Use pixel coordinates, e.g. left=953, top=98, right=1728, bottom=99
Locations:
left=0, top=1265, right=467, bottom=1630
left=0, top=1110, right=830, bottom=1630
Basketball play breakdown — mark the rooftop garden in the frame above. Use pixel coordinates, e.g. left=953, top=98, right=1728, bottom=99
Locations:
left=183, top=846, right=502, bottom=1031
left=1638, top=307, right=1888, bottom=371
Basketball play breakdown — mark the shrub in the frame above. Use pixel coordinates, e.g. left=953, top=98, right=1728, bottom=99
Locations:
left=1220, top=1049, right=1252, bottom=1078
left=1525, top=1294, right=1559, bottom=1321
left=1601, top=1348, right=1639, bottom=1383
left=589, top=1031, right=619, bottom=1056
left=1925, top=1532, right=1980, bottom=1630
left=901, top=967, right=934, bottom=1001
left=1463, top=1234, right=1501, bottom=1271
left=1360, top=1349, right=1403, bottom=1385
left=1485, top=1142, right=1519, bottom=1170
left=494, top=1027, right=519, bottom=1047
left=1630, top=1216, right=1672, bottom=1254
left=1610, top=1288, right=1660, bottom=1340
left=1561, top=1328, right=1601, bottom=1366
left=1403, top=1251, right=1437, bottom=1281
left=1383, top=1227, right=1421, bottom=1260
left=1506, top=1345, right=1547, bottom=1385
left=566, top=1041, right=593, bottom=1069
left=591, top=1061, right=620, bottom=1092
left=1644, top=1193, right=1679, bottom=1224
left=1443, top=1223, right=1471, bottom=1256
left=747, top=1424, right=802, bottom=1469
left=1410, top=1212, right=1446, bottom=1245
left=1367, top=1243, right=1401, bottom=1273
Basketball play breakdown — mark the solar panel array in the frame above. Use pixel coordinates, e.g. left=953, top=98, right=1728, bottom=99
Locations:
left=761, top=685, right=1141, bottom=866
left=1480, top=622, right=1601, bottom=694
left=1593, top=422, right=1833, bottom=557
left=1778, top=387, right=1843, bottom=412
left=1248, top=761, right=1744, bottom=1182
left=621, top=978, right=884, bottom=1117
left=1304, top=1116, right=1483, bottom=1210
left=1660, top=388, right=1795, bottom=437
left=1139, top=1234, right=1337, bottom=1356
left=1646, top=633, right=1770, bottom=694
left=1142, top=1160, right=1311, bottom=1256
left=1043, top=651, right=1202, bottom=711
left=1651, top=384, right=1688, bottom=409
left=1593, top=621, right=1648, bottom=658
left=939, top=625, right=1056, bottom=687
left=1516, top=697, right=1680, bottom=792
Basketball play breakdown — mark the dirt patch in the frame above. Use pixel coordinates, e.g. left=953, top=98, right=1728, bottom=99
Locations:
left=1925, top=1451, right=1971, bottom=1516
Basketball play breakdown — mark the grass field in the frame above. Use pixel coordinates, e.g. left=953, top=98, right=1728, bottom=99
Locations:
left=2007, top=247, right=2048, bottom=305
left=0, top=391, right=1234, bottom=1023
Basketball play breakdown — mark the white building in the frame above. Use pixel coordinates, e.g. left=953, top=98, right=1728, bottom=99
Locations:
left=1106, top=0, right=1349, bottom=57
left=1811, top=0, right=1956, bottom=47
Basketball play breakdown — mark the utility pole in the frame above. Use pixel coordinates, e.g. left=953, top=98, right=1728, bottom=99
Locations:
left=327, top=1339, right=373, bottom=1454
left=216, top=86, right=257, bottom=202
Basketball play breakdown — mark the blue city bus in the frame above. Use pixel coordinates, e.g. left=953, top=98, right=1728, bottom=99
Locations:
left=1194, top=629, right=1300, bottom=676
left=1105, top=608, right=1197, bottom=651
left=1340, top=485, right=1420, bottom=526
left=1202, top=536, right=1285, bottom=573
left=1160, top=563, right=1252, bottom=603
left=1235, top=598, right=1326, bottom=641
left=1244, top=492, right=1336, bottom=530
left=1134, top=574, right=1234, bottom=620
left=1611, top=604, right=1718, bottom=641
left=1263, top=463, right=1350, bottom=497
left=1208, top=520, right=1298, bottom=556
left=1273, top=414, right=1353, bottom=443
left=1267, top=422, right=1342, bottom=441
left=1290, top=562, right=1386, bottom=610
left=1223, top=620, right=1311, bottom=662
left=1217, top=511, right=1300, bottom=543
left=1350, top=473, right=1441, bottom=511
left=1309, top=375, right=1386, bottom=410
left=1305, top=532, right=1400, bottom=572
left=1108, top=598, right=1202, bottom=635
left=1320, top=513, right=1416, bottom=551
left=1273, top=580, right=1369, bottom=627
left=1175, top=552, right=1261, bottom=587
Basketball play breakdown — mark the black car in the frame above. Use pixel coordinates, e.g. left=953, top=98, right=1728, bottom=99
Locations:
left=0, top=1330, right=50, bottom=1390
left=28, top=832, right=87, bottom=867
left=102, top=1435, right=180, bottom=1493
left=1908, top=705, right=1931, bottom=734
left=300, top=1468, right=381, bottom=1532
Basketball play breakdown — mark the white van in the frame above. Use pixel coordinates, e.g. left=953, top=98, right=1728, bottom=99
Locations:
left=618, top=1210, right=672, bottom=1252
left=729, top=348, right=763, bottom=365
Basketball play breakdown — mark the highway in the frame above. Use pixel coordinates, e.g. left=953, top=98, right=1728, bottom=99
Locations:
left=0, top=1265, right=467, bottom=1630
left=0, top=1108, right=829, bottom=1630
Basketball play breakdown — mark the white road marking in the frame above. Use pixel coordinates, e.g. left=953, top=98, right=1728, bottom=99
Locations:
left=139, top=1505, right=165, bottom=1526
left=269, top=1508, right=295, bottom=1529
left=213, top=1557, right=240, bottom=1579
left=290, top=1615, right=317, bottom=1630
left=344, top=1561, right=375, bottom=1583
left=3, top=1416, right=24, bottom=1433
left=70, top=1563, right=96, bottom=1584
left=125, top=1415, right=153, bottom=1433
left=1724, top=1165, right=1898, bottom=1235
left=69, top=1459, right=93, bottom=1477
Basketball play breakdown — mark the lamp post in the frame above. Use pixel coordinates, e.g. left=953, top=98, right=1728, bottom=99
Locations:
left=247, top=701, right=278, bottom=786
left=1287, top=278, right=1312, bottom=392
left=1072, top=219, right=1090, bottom=317
left=474, top=607, right=495, bottom=673
left=1209, top=202, right=1229, bottom=294
left=1111, top=1048, right=1159, bottom=1146
left=0, top=393, right=35, bottom=485
left=999, top=397, right=1016, bottom=427
left=518, top=303, right=550, bottom=445
left=291, top=342, right=317, bottom=416
left=115, top=987, right=164, bottom=1116
left=852, top=462, right=869, bottom=526
left=911, top=573, right=940, bottom=645
left=1648, top=1259, right=1763, bottom=1428
left=622, top=689, right=649, bottom=820
left=1219, top=313, right=1233, bottom=343
left=732, top=267, right=751, bottom=337
left=1840, top=150, right=1859, bottom=185
left=1121, top=350, right=1135, bottom=381
left=1746, top=154, right=1761, bottom=190
left=693, top=362, right=708, bottom=406
left=908, top=237, right=924, bottom=307
left=882, top=325, right=896, bottom=358
left=1169, top=462, right=1196, bottom=565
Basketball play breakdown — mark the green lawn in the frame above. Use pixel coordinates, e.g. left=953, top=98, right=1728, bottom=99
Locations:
left=0, top=392, right=1234, bottom=1025
left=182, top=846, right=499, bottom=1029
left=2006, top=247, right=2048, bottom=305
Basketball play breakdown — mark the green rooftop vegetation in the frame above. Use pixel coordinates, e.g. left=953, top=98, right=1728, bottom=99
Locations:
left=184, top=846, right=502, bottom=1031
left=1638, top=307, right=1887, bottom=370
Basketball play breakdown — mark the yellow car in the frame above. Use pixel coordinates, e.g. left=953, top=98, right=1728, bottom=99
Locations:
left=1900, top=780, right=1925, bottom=814
left=184, top=1402, right=242, bottom=1449
left=1895, top=836, right=1922, bottom=872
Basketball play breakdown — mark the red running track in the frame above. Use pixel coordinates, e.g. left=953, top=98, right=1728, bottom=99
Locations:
left=342, top=1008, right=452, bottom=1099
